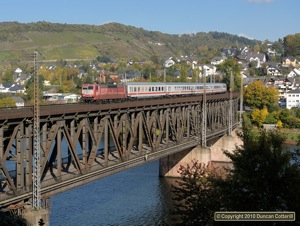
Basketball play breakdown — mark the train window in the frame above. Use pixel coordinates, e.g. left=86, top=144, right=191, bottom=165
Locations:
left=134, top=87, right=137, bottom=92
left=138, top=87, right=140, bottom=92
left=152, top=87, right=154, bottom=91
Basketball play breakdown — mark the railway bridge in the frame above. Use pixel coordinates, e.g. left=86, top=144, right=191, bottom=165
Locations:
left=0, top=92, right=241, bottom=224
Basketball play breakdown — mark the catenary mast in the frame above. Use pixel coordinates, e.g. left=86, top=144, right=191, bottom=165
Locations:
left=32, top=51, right=41, bottom=209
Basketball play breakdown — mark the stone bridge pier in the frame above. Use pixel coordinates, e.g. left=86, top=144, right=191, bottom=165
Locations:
left=159, top=128, right=243, bottom=177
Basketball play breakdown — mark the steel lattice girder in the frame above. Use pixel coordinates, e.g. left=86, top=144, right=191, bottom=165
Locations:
left=0, top=98, right=239, bottom=208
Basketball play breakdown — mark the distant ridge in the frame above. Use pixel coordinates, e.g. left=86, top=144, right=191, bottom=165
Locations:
left=0, top=21, right=260, bottom=63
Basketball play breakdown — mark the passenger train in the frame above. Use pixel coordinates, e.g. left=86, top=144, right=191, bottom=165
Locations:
left=81, top=82, right=227, bottom=103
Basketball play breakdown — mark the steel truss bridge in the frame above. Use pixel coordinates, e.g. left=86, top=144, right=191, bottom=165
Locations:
left=0, top=93, right=239, bottom=212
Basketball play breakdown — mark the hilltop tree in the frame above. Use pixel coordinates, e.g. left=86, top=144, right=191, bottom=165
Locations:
left=272, top=38, right=284, bottom=58
left=283, top=33, right=300, bottom=57
left=244, top=80, right=279, bottom=110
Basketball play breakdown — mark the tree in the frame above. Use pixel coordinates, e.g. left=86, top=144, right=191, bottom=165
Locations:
left=217, top=59, right=242, bottom=91
left=273, top=39, right=284, bottom=58
left=178, top=64, right=188, bottom=82
left=251, top=107, right=268, bottom=127
left=2, top=67, right=14, bottom=82
left=171, top=161, right=222, bottom=225
left=283, top=34, right=300, bottom=57
left=97, top=55, right=111, bottom=63
left=25, top=74, right=45, bottom=102
left=141, top=63, right=156, bottom=80
left=0, top=211, right=26, bottom=226
left=253, top=43, right=260, bottom=52
left=244, top=80, right=279, bottom=110
left=0, top=97, right=16, bottom=108
left=150, top=54, right=160, bottom=65
left=217, top=128, right=300, bottom=222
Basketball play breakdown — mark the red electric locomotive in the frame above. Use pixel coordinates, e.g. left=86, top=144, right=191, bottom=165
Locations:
left=81, top=83, right=127, bottom=102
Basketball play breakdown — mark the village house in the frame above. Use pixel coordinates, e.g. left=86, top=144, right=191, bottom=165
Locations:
left=264, top=61, right=281, bottom=77
left=211, top=57, right=225, bottom=65
left=287, top=68, right=300, bottom=78
left=0, top=82, right=26, bottom=94
left=238, top=51, right=266, bottom=68
left=286, top=89, right=300, bottom=109
left=11, top=96, right=25, bottom=108
left=282, top=56, right=297, bottom=67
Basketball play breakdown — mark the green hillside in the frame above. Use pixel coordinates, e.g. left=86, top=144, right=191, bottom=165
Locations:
left=0, top=21, right=260, bottom=63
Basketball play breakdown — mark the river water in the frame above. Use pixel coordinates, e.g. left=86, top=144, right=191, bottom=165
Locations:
left=50, top=160, right=176, bottom=226
left=49, top=144, right=299, bottom=225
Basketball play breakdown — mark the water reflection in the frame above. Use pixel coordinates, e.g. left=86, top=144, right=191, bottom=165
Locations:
left=50, top=160, right=178, bottom=226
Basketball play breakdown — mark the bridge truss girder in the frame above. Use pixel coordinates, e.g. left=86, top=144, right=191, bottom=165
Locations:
left=0, top=98, right=238, bottom=208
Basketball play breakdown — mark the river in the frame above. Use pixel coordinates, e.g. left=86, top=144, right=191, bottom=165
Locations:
left=50, top=160, right=176, bottom=226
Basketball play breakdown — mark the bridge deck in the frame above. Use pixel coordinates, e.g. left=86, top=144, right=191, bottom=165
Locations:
left=0, top=92, right=240, bottom=209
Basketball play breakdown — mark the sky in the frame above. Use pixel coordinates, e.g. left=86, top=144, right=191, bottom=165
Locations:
left=0, top=0, right=299, bottom=41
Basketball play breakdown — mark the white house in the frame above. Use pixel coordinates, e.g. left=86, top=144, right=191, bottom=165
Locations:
left=267, top=65, right=281, bottom=77
left=286, top=89, right=300, bottom=109
left=12, top=96, right=25, bottom=108
left=287, top=68, right=300, bottom=78
left=211, top=57, right=225, bottom=65
left=163, top=58, right=175, bottom=68
left=0, top=82, right=26, bottom=93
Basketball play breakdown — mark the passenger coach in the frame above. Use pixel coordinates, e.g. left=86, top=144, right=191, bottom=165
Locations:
left=126, top=82, right=226, bottom=98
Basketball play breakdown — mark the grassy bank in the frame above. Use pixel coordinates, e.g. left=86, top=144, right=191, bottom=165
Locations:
left=281, top=128, right=300, bottom=144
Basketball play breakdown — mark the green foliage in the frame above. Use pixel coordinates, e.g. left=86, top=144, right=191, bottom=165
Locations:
left=244, top=80, right=279, bottom=110
left=218, top=129, right=300, bottom=220
left=279, top=108, right=300, bottom=128
left=251, top=107, right=268, bottom=127
left=96, top=55, right=111, bottom=63
left=0, top=211, right=26, bottom=226
left=263, top=112, right=277, bottom=124
left=0, top=97, right=16, bottom=108
left=1, top=67, right=14, bottom=82
left=172, top=125, right=300, bottom=224
left=283, top=33, right=300, bottom=58
left=171, top=161, right=221, bottom=225
left=140, top=63, right=157, bottom=80
left=0, top=22, right=259, bottom=62
left=272, top=38, right=284, bottom=59
left=217, top=59, right=242, bottom=91
left=178, top=64, right=188, bottom=82
left=25, top=74, right=44, bottom=102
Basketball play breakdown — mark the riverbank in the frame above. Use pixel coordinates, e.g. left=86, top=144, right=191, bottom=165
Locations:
left=282, top=128, right=300, bottom=145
